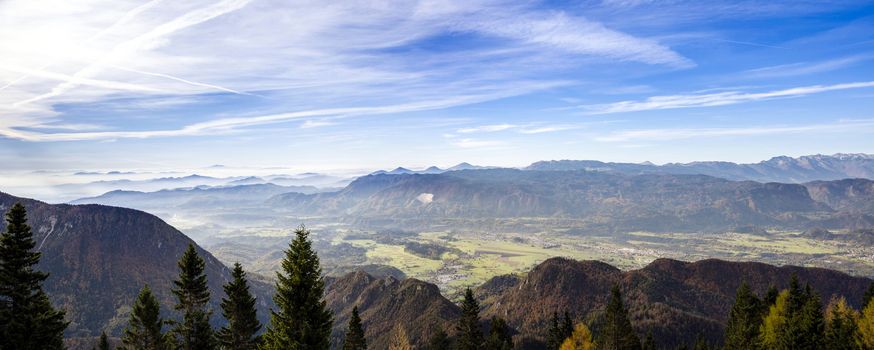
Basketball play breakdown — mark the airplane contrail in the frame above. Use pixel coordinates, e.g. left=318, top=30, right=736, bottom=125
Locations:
left=13, top=0, right=253, bottom=107
left=0, top=63, right=163, bottom=93
left=0, top=0, right=166, bottom=93
left=110, top=65, right=255, bottom=96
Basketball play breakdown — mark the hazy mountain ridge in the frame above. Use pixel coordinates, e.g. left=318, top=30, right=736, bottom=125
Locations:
left=526, top=153, right=874, bottom=183
left=370, top=162, right=492, bottom=175
left=70, top=183, right=321, bottom=209
left=268, top=169, right=874, bottom=232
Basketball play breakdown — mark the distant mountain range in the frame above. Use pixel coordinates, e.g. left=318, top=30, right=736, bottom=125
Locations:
left=70, top=183, right=322, bottom=209
left=268, top=169, right=874, bottom=232
left=370, top=162, right=491, bottom=175
left=64, top=154, right=874, bottom=237
left=526, top=153, right=874, bottom=183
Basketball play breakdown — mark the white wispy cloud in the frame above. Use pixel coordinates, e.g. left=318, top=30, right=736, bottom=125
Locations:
left=12, top=0, right=254, bottom=107
left=455, top=122, right=595, bottom=135
left=744, top=55, right=872, bottom=78
left=299, top=120, right=336, bottom=129
left=457, top=124, right=517, bottom=133
left=584, top=81, right=874, bottom=114
left=0, top=88, right=553, bottom=141
left=0, top=0, right=689, bottom=141
left=596, top=119, right=874, bottom=142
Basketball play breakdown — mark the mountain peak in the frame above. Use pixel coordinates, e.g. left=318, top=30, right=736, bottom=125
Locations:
left=447, top=162, right=484, bottom=171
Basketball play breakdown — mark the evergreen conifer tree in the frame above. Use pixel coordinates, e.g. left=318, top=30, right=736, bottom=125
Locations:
left=778, top=284, right=823, bottom=350
left=122, top=285, right=166, bottom=350
left=598, top=285, right=640, bottom=350
left=171, top=243, right=214, bottom=350
left=217, top=262, right=261, bottom=349
left=864, top=282, right=874, bottom=311
left=548, top=312, right=575, bottom=350
left=563, top=312, right=574, bottom=340
left=760, top=280, right=825, bottom=350
left=261, top=225, right=333, bottom=350
left=0, top=203, right=67, bottom=350
left=824, top=296, right=859, bottom=350
left=548, top=312, right=564, bottom=350
left=764, top=285, right=779, bottom=309
left=724, top=282, right=763, bottom=350
left=559, top=323, right=595, bottom=350
left=343, top=306, right=367, bottom=350
left=98, top=330, right=110, bottom=350
left=484, top=316, right=513, bottom=350
left=456, top=287, right=484, bottom=350
left=426, top=328, right=452, bottom=350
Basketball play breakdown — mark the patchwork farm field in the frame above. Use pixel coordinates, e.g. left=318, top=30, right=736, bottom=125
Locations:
left=208, top=226, right=874, bottom=297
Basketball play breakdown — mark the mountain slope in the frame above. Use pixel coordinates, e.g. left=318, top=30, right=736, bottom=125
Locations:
left=268, top=169, right=865, bottom=232
left=804, top=178, right=874, bottom=213
left=0, top=191, right=273, bottom=338
left=479, top=257, right=872, bottom=348
left=71, top=183, right=319, bottom=209
left=325, top=272, right=460, bottom=349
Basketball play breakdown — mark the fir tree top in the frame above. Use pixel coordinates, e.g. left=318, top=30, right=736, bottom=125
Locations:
left=343, top=306, right=367, bottom=350
left=456, top=288, right=483, bottom=350
left=262, top=225, right=333, bottom=350
left=172, top=243, right=210, bottom=310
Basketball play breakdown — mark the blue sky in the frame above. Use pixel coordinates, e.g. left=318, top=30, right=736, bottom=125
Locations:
left=1, top=0, right=874, bottom=174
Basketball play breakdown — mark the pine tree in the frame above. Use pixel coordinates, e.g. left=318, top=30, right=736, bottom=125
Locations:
left=598, top=285, right=640, bottom=350
left=122, top=285, right=167, bottom=350
left=261, top=225, right=333, bottom=350
left=724, top=282, right=763, bottom=350
left=98, top=330, right=110, bottom=350
left=824, top=296, right=859, bottom=350
left=760, top=281, right=825, bottom=350
left=563, top=312, right=574, bottom=340
left=217, top=262, right=261, bottom=350
left=764, top=284, right=779, bottom=309
left=0, top=203, right=67, bottom=350
left=456, top=287, right=484, bottom=350
left=426, top=328, right=452, bottom=350
left=548, top=312, right=565, bottom=350
left=343, top=306, right=367, bottom=350
left=171, top=243, right=214, bottom=350
left=388, top=325, right=413, bottom=350
left=484, top=316, right=513, bottom=350
left=864, top=282, right=874, bottom=311
left=778, top=284, right=823, bottom=350
left=560, top=323, right=595, bottom=350
left=547, top=311, right=575, bottom=350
